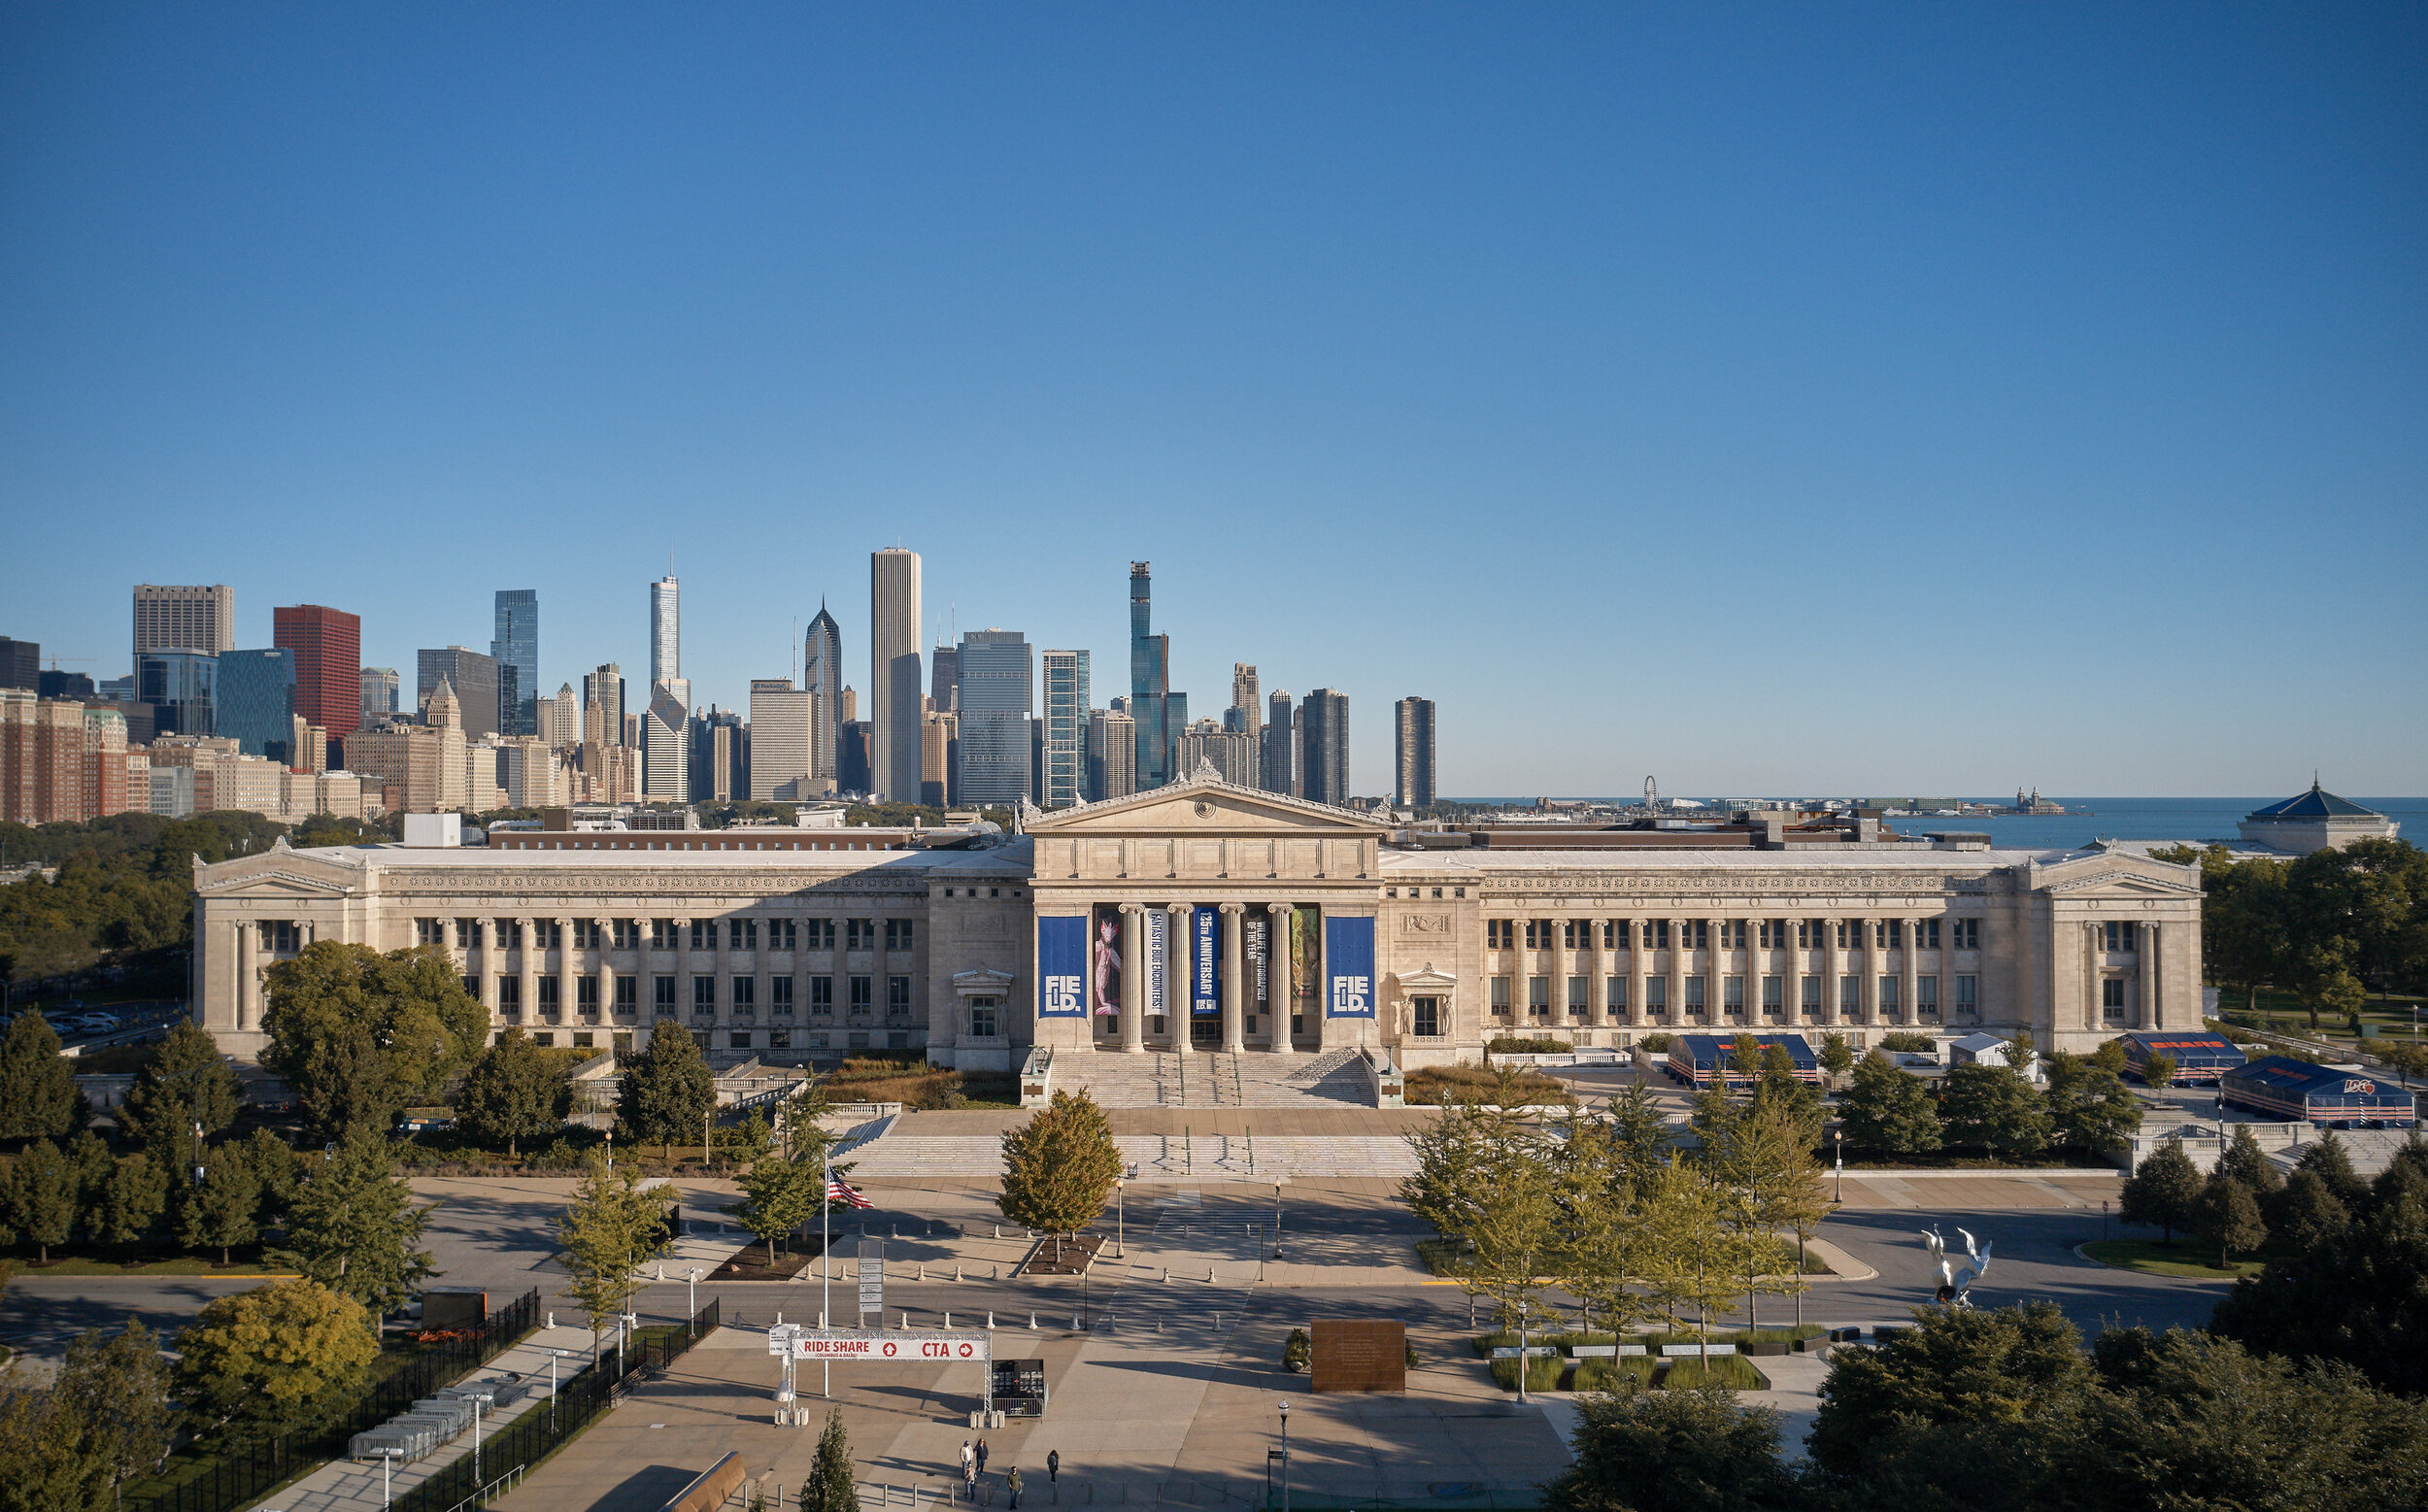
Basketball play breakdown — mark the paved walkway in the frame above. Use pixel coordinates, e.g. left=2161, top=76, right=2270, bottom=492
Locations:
left=243, top=1325, right=598, bottom=1512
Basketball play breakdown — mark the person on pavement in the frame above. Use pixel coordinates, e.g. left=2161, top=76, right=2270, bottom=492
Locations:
left=1007, top=1467, right=1024, bottom=1509
left=977, top=1438, right=990, bottom=1475
left=1047, top=1450, right=1060, bottom=1485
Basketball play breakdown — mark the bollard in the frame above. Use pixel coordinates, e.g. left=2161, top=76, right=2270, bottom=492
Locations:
left=988, top=1311, right=995, bottom=1329
left=1162, top=1267, right=1168, bottom=1283
left=901, top=1311, right=909, bottom=1329
left=1073, top=1313, right=1081, bottom=1329
left=994, top=1225, right=1001, bottom=1239
left=1157, top=1319, right=1163, bottom=1333
left=1029, top=1313, right=1038, bottom=1329
left=946, top=1312, right=953, bottom=1327
left=956, top=1263, right=963, bottom=1282
left=920, top=1263, right=927, bottom=1282
left=994, top=1263, right=1000, bottom=1280
left=548, top=1312, right=556, bottom=1330
left=1207, top=1268, right=1215, bottom=1283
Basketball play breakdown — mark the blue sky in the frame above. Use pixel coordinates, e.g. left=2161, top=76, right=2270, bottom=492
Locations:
left=3, top=4, right=2422, bottom=797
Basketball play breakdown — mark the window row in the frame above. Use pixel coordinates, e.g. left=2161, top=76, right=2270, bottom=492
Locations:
left=1485, top=972, right=1977, bottom=1019
left=421, top=917, right=915, bottom=952
left=498, top=1027, right=915, bottom=1053
left=484, top=973, right=916, bottom=1019
left=1484, top=917, right=1983, bottom=952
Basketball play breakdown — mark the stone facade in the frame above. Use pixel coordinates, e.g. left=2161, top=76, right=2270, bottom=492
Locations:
left=186, top=774, right=2205, bottom=1067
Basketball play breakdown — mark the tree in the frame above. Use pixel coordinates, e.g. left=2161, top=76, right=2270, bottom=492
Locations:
left=63, top=1130, right=113, bottom=1239
left=802, top=1406, right=858, bottom=1512
left=96, top=1152, right=168, bottom=1247
left=2116, top=1141, right=2202, bottom=1245
left=1817, top=1030, right=1855, bottom=1088
left=177, top=1142, right=261, bottom=1264
left=7, top=1138, right=76, bottom=1262
left=2141, top=1053, right=2176, bottom=1090
left=2200, top=852, right=2291, bottom=1015
left=1601, top=1080, right=1673, bottom=1186
left=0, top=1374, right=116, bottom=1512
left=2211, top=1184, right=2428, bottom=1396
left=2088, top=1037, right=2128, bottom=1074
left=260, top=941, right=488, bottom=1140
left=1808, top=1300, right=2092, bottom=1482
left=53, top=1320, right=174, bottom=1498
left=1635, top=1157, right=1737, bottom=1349
left=1557, top=1118, right=1654, bottom=1339
left=2041, top=1053, right=2141, bottom=1155
left=267, top=1125, right=436, bottom=1321
left=2294, top=1128, right=2369, bottom=1210
left=454, top=1026, right=570, bottom=1156
left=0, top=1011, right=79, bottom=1139
left=997, top=1089, right=1124, bottom=1265
left=2216, top=1126, right=2280, bottom=1197
left=1940, top=1061, right=2052, bottom=1159
left=173, top=1279, right=378, bottom=1446
left=1542, top=1382, right=1790, bottom=1512
left=117, top=1020, right=239, bottom=1166
left=2266, top=1167, right=2347, bottom=1251
left=2295, top=939, right=2365, bottom=1033
left=556, top=1150, right=670, bottom=1361
left=242, top=1126, right=300, bottom=1227
left=733, top=1155, right=819, bottom=1266
left=1838, top=1052, right=1941, bottom=1154
left=2193, top=1171, right=2267, bottom=1270
left=617, top=1024, right=715, bottom=1159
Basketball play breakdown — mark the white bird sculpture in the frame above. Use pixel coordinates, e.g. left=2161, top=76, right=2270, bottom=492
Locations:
left=1919, top=1225, right=1992, bottom=1306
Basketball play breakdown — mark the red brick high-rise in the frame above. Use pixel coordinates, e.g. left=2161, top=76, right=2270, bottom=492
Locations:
left=272, top=604, right=362, bottom=739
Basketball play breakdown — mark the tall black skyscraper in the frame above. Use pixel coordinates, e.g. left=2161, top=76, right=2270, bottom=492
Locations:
left=1298, top=689, right=1349, bottom=805
left=1127, top=562, right=1188, bottom=788
left=1395, top=696, right=1436, bottom=809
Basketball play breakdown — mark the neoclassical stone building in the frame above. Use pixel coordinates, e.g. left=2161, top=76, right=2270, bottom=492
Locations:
left=189, top=773, right=2204, bottom=1068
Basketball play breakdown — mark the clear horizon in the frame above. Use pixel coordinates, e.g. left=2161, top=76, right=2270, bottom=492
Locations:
left=3, top=6, right=2421, bottom=795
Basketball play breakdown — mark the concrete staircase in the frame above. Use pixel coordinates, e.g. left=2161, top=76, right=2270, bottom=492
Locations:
left=1050, top=1048, right=1376, bottom=1109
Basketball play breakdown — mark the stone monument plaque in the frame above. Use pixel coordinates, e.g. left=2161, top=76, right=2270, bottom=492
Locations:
left=1309, top=1319, right=1405, bottom=1393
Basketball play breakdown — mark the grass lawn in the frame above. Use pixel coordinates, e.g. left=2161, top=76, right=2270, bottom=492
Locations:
left=2080, top=1237, right=2265, bottom=1280
left=9, top=1252, right=291, bottom=1278
left=1407, top=1062, right=1568, bottom=1106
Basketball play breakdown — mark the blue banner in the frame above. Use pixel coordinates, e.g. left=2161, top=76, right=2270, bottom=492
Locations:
left=1325, top=915, right=1376, bottom=1018
left=1144, top=909, right=1169, bottom=1020
left=1037, top=916, right=1087, bottom=1018
left=1192, top=906, right=1221, bottom=1017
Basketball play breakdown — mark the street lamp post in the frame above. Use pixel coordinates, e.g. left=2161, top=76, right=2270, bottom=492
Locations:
left=376, top=1447, right=404, bottom=1507
left=689, top=1267, right=703, bottom=1332
left=463, top=1390, right=494, bottom=1484
left=1272, top=1179, right=1285, bottom=1260
left=1517, top=1299, right=1531, bottom=1404
left=1833, top=1128, right=1843, bottom=1203
left=1277, top=1399, right=1291, bottom=1512
left=547, top=1348, right=572, bottom=1431
left=1116, top=1179, right=1126, bottom=1260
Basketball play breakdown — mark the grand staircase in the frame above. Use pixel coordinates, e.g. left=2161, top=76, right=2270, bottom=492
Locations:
left=1049, top=1048, right=1375, bottom=1109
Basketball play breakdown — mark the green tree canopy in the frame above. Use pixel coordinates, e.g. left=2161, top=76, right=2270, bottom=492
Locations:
left=556, top=1149, right=671, bottom=1359
left=2265, top=1167, right=2347, bottom=1251
left=266, top=1125, right=435, bottom=1320
left=1939, top=1060, right=2052, bottom=1158
left=2294, top=1128, right=2369, bottom=1209
left=2193, top=1170, right=2267, bottom=1270
left=260, top=941, right=488, bottom=1139
left=2211, top=1185, right=2428, bottom=1396
left=177, top=1141, right=261, bottom=1264
left=53, top=1320, right=174, bottom=1500
left=802, top=1406, right=858, bottom=1512
left=2216, top=1125, right=2280, bottom=1195
left=1837, top=1052, right=1941, bottom=1154
left=96, top=1152, right=167, bottom=1247
left=6, top=1137, right=77, bottom=1261
left=1542, top=1382, right=1790, bottom=1512
left=2041, top=1052, right=2141, bottom=1155
left=2117, top=1141, right=2202, bottom=1245
left=733, top=1154, right=821, bottom=1265
left=1817, top=1030, right=1856, bottom=1084
left=454, top=1026, right=570, bottom=1156
left=118, top=1020, right=241, bottom=1164
left=997, top=1089, right=1123, bottom=1261
left=1809, top=1300, right=2093, bottom=1482
left=617, top=1024, right=715, bottom=1158
left=172, top=1279, right=378, bottom=1446
left=0, top=1011, right=80, bottom=1139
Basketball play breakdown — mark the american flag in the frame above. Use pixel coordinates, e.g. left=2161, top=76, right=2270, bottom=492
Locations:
left=826, top=1175, right=874, bottom=1209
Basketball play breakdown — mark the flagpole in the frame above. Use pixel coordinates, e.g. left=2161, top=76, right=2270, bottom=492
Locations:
left=823, top=1151, right=832, bottom=1399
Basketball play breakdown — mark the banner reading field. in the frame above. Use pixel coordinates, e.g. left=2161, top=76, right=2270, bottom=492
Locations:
left=1037, top=915, right=1087, bottom=1019
left=1325, top=915, right=1375, bottom=1018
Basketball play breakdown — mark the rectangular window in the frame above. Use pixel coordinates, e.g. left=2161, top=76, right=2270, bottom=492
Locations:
left=1836, top=920, right=1854, bottom=950
left=531, top=1031, right=555, bottom=1048
left=969, top=998, right=999, bottom=1038
left=1524, top=920, right=1543, bottom=950
left=886, top=919, right=915, bottom=951
left=653, top=976, right=675, bottom=1015
left=728, top=1031, right=754, bottom=1050
left=732, top=977, right=756, bottom=1009
left=1606, top=976, right=1627, bottom=1012
left=1563, top=920, right=1583, bottom=949
left=1802, top=977, right=1822, bottom=1015
left=768, top=920, right=796, bottom=951
left=1956, top=974, right=1978, bottom=1012
left=576, top=978, right=599, bottom=1011
left=1883, top=920, right=1904, bottom=948
left=1916, top=919, right=1940, bottom=950
left=1602, top=920, right=1619, bottom=949
left=772, top=977, right=794, bottom=1014
left=1917, top=976, right=1939, bottom=1015
left=847, top=919, right=875, bottom=950
left=1487, top=920, right=1513, bottom=950
left=1840, top=975, right=1863, bottom=1014
left=1527, top=975, right=1551, bottom=1018
left=1567, top=976, right=1589, bottom=1019
left=1722, top=921, right=1746, bottom=949
left=1685, top=975, right=1705, bottom=1011
left=455, top=918, right=479, bottom=948
left=1954, top=919, right=1980, bottom=951
left=615, top=977, right=637, bottom=1015
left=729, top=919, right=758, bottom=950
left=811, top=976, right=834, bottom=1014
left=1878, top=976, right=1901, bottom=1013
left=806, top=918, right=835, bottom=949
left=1646, top=920, right=1669, bottom=949
left=417, top=918, right=444, bottom=946
left=1490, top=976, right=1512, bottom=1015
left=536, top=921, right=561, bottom=950
left=887, top=976, right=911, bottom=1015
left=1762, top=975, right=1783, bottom=1014
left=769, top=1029, right=791, bottom=1049
left=849, top=975, right=873, bottom=1013
left=1411, top=996, right=1440, bottom=1038
left=498, top=977, right=522, bottom=1014
left=538, top=978, right=560, bottom=1013
left=1687, top=920, right=1707, bottom=950
left=2103, top=921, right=2138, bottom=953
left=1723, top=975, right=1744, bottom=1013
left=495, top=920, right=523, bottom=949
left=612, top=920, right=640, bottom=950
left=572, top=920, right=601, bottom=950
left=2103, top=977, right=2127, bottom=1016
left=461, top=974, right=479, bottom=999
left=1645, top=977, right=1668, bottom=1014
left=651, top=919, right=678, bottom=949
left=572, top=1031, right=593, bottom=1049
left=691, top=920, right=715, bottom=951
left=692, top=976, right=716, bottom=1012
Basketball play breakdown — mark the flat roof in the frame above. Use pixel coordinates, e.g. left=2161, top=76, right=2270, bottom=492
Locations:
left=284, top=840, right=1034, bottom=875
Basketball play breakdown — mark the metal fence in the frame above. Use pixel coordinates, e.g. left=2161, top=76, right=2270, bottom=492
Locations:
left=127, top=1289, right=544, bottom=1512
left=390, top=1297, right=721, bottom=1512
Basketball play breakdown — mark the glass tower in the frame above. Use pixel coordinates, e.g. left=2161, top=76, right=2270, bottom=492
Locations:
left=215, top=649, right=298, bottom=763
left=956, top=629, right=1032, bottom=806
left=491, top=588, right=539, bottom=737
left=1042, top=650, right=1090, bottom=809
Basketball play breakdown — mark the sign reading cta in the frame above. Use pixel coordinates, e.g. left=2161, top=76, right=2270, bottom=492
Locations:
left=1325, top=915, right=1375, bottom=1018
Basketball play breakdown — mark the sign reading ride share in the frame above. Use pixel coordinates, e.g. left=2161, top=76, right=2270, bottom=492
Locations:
left=775, top=1330, right=994, bottom=1361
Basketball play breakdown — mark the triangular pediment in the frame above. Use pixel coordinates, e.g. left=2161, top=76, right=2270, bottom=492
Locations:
left=1029, top=777, right=1387, bottom=838
left=2031, top=852, right=2202, bottom=898
left=193, top=850, right=363, bottom=897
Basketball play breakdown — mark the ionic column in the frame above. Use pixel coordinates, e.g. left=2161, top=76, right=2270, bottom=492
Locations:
left=514, top=917, right=535, bottom=1025
left=1711, top=916, right=1729, bottom=1025
left=479, top=920, right=500, bottom=1018
left=235, top=921, right=256, bottom=1031
left=713, top=915, right=730, bottom=1025
left=1220, top=903, right=1246, bottom=1054
left=1784, top=920, right=1802, bottom=1028
left=1119, top=904, right=1147, bottom=1054
left=2084, top=921, right=2100, bottom=1031
left=1267, top=902, right=1295, bottom=1052
left=1167, top=903, right=1193, bottom=1056
left=555, top=916, right=575, bottom=1023
left=675, top=917, right=695, bottom=1028
left=595, top=918, right=616, bottom=1021
left=1824, top=917, right=1842, bottom=1027
left=2138, top=924, right=2156, bottom=1030
left=1587, top=918, right=1608, bottom=1027
left=1547, top=915, right=1568, bottom=1031
left=1901, top=917, right=1920, bottom=1027
left=1668, top=919, right=1686, bottom=1029
left=1626, top=918, right=1647, bottom=1027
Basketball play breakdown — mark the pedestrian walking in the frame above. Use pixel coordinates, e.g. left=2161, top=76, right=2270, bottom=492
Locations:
left=962, top=1442, right=976, bottom=1475
left=1008, top=1467, right=1024, bottom=1509
left=977, top=1438, right=990, bottom=1475
left=1047, top=1450, right=1059, bottom=1486
left=964, top=1461, right=978, bottom=1502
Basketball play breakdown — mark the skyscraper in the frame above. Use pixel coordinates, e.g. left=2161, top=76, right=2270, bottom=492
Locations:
left=804, top=605, right=842, bottom=781
left=870, top=549, right=923, bottom=802
left=955, top=628, right=1031, bottom=807
left=1088, top=707, right=1136, bottom=801
left=417, top=647, right=500, bottom=738
left=132, top=585, right=234, bottom=658
left=360, top=666, right=400, bottom=726
left=650, top=576, right=681, bottom=689
left=1231, top=664, right=1261, bottom=734
left=491, top=589, right=539, bottom=738
left=0, top=639, right=38, bottom=691
left=1127, top=562, right=1190, bottom=788
left=1395, top=696, right=1437, bottom=809
left=1041, top=650, right=1091, bottom=809
left=930, top=644, right=961, bottom=713
left=1263, top=689, right=1296, bottom=797
left=272, top=604, right=361, bottom=738
left=136, top=651, right=218, bottom=738
left=216, top=649, right=298, bottom=763
left=1299, top=689, right=1349, bottom=805
left=584, top=664, right=625, bottom=745
left=749, top=678, right=814, bottom=800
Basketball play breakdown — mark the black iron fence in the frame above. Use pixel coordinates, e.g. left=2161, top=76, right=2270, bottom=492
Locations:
left=395, top=1296, right=721, bottom=1512
left=128, top=1288, right=544, bottom=1512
